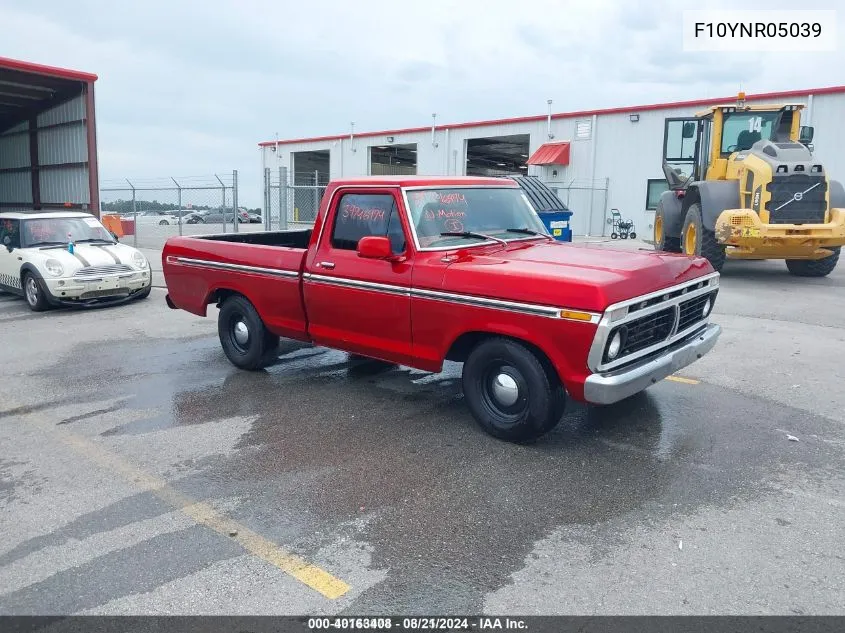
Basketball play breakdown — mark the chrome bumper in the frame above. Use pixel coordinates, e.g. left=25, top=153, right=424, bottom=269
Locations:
left=583, top=323, right=721, bottom=405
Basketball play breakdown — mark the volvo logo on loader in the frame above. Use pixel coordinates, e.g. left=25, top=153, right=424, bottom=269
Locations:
left=793, top=192, right=804, bottom=201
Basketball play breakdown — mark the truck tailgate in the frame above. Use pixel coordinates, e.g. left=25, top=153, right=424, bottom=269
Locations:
left=162, top=235, right=308, bottom=341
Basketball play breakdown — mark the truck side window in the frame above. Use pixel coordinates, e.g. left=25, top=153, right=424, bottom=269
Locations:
left=331, top=193, right=405, bottom=254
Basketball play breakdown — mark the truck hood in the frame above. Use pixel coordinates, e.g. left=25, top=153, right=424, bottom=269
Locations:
left=29, top=242, right=142, bottom=273
left=440, top=240, right=715, bottom=312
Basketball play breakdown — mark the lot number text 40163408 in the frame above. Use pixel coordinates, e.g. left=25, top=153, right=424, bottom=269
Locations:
left=307, top=617, right=529, bottom=631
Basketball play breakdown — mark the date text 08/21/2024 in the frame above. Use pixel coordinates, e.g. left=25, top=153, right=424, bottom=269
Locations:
left=307, top=617, right=528, bottom=630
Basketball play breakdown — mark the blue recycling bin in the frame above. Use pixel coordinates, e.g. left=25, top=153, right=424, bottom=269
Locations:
left=537, top=210, right=573, bottom=242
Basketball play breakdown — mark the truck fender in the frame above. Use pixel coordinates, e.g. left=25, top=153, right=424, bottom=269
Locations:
left=830, top=179, right=845, bottom=209
left=656, top=191, right=683, bottom=238
left=686, top=181, right=740, bottom=231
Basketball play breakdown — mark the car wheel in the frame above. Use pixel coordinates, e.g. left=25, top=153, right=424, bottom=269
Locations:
left=22, top=272, right=50, bottom=312
left=217, top=295, right=280, bottom=370
left=462, top=337, right=566, bottom=442
left=159, top=220, right=168, bottom=226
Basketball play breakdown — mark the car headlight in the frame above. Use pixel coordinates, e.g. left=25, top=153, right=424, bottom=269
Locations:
left=132, top=251, right=149, bottom=269
left=607, top=331, right=623, bottom=360
left=45, top=259, right=64, bottom=277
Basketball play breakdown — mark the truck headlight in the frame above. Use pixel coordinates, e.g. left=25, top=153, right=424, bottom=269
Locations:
left=132, top=251, right=148, bottom=269
left=702, top=296, right=713, bottom=318
left=45, top=259, right=64, bottom=277
left=607, top=331, right=623, bottom=360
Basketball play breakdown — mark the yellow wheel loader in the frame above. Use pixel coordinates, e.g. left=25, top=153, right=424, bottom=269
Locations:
left=653, top=92, right=845, bottom=276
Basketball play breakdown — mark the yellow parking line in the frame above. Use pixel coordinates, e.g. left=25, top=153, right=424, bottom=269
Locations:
left=665, top=375, right=700, bottom=385
left=30, top=413, right=351, bottom=600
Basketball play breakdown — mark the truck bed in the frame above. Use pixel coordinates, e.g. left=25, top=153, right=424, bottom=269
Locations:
left=198, top=229, right=312, bottom=249
left=162, top=230, right=310, bottom=341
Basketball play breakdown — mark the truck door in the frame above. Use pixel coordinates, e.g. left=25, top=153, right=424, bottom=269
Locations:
left=304, top=188, right=414, bottom=365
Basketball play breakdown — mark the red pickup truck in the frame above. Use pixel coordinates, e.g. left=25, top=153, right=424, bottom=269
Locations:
left=162, top=176, right=721, bottom=442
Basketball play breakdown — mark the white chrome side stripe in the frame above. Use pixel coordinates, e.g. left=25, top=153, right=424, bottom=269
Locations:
left=169, top=256, right=300, bottom=278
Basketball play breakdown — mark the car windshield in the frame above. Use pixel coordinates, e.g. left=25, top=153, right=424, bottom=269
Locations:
left=21, top=216, right=115, bottom=247
left=405, top=187, right=549, bottom=248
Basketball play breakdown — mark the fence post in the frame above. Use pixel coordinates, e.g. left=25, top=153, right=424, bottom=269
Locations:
left=280, top=166, right=288, bottom=230
left=263, top=167, right=271, bottom=231
left=215, top=174, right=227, bottom=234
left=313, top=169, right=320, bottom=223
left=171, top=177, right=183, bottom=236
left=232, top=170, right=239, bottom=233
left=127, top=179, right=137, bottom=248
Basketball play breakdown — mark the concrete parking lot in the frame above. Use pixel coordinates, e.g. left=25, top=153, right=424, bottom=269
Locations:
left=1, top=247, right=843, bottom=616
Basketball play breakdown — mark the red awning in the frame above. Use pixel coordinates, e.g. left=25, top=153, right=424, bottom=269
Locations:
left=526, top=141, right=571, bottom=166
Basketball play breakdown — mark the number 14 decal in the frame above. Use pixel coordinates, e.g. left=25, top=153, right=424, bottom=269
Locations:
left=748, top=116, right=762, bottom=132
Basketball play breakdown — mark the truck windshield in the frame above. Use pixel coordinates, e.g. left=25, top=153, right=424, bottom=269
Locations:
left=405, top=187, right=549, bottom=248
left=22, top=216, right=115, bottom=247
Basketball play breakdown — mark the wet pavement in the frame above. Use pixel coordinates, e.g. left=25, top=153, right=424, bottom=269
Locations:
left=1, top=256, right=844, bottom=615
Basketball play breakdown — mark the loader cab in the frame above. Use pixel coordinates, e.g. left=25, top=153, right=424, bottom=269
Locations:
left=661, top=97, right=808, bottom=187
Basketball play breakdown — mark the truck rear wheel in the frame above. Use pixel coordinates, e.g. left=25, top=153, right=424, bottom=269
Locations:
left=682, top=203, right=726, bottom=272
left=217, top=295, right=280, bottom=370
left=785, top=247, right=841, bottom=277
left=462, top=337, right=566, bottom=442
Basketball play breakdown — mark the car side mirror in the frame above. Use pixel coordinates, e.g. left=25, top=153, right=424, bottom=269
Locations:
left=357, top=236, right=397, bottom=260
left=799, top=125, right=814, bottom=144
left=2, top=235, right=11, bottom=251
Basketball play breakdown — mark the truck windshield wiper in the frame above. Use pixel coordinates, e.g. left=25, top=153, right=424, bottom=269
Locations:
left=503, top=227, right=555, bottom=241
left=439, top=231, right=508, bottom=246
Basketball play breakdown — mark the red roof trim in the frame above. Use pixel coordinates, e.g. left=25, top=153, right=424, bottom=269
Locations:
left=259, top=85, right=845, bottom=147
left=526, top=141, right=571, bottom=166
left=0, top=56, right=98, bottom=83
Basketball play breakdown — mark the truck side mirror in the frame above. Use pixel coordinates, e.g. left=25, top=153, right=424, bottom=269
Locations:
left=357, top=236, right=395, bottom=260
left=799, top=126, right=814, bottom=144
left=682, top=122, right=696, bottom=139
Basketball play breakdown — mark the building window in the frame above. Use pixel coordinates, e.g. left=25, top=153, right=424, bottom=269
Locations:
left=645, top=179, right=669, bottom=210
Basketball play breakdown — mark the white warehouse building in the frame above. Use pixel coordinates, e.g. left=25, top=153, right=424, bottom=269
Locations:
left=259, top=86, right=845, bottom=238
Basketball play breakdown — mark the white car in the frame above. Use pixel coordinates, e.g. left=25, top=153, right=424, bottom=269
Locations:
left=135, top=210, right=181, bottom=225
left=0, top=211, right=152, bottom=311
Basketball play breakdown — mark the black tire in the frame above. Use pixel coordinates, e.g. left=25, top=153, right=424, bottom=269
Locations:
left=611, top=232, right=618, bottom=239
left=630, top=232, right=637, bottom=239
left=681, top=203, right=726, bottom=272
left=654, top=200, right=680, bottom=253
left=785, top=247, right=840, bottom=277
left=217, top=295, right=280, bottom=370
left=159, top=220, right=168, bottom=226
left=22, top=272, right=50, bottom=312
left=462, top=337, right=566, bottom=442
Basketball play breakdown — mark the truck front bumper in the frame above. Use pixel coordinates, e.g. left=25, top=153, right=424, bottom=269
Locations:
left=715, top=208, right=845, bottom=259
left=583, top=323, right=721, bottom=405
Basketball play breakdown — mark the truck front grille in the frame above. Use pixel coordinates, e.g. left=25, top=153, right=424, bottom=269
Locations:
left=765, top=174, right=827, bottom=224
left=678, top=292, right=715, bottom=332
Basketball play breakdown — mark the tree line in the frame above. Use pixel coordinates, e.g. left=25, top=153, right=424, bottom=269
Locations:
left=101, top=199, right=261, bottom=214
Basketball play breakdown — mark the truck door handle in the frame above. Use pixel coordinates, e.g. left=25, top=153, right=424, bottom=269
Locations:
left=318, top=261, right=335, bottom=270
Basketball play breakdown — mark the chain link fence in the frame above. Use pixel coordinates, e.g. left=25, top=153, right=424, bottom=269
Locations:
left=263, top=167, right=329, bottom=231
left=544, top=178, right=610, bottom=237
left=99, top=172, right=255, bottom=250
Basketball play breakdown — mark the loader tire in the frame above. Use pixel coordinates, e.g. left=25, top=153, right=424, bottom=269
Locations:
left=681, top=203, right=726, bottom=272
left=654, top=200, right=680, bottom=253
left=785, top=247, right=840, bottom=278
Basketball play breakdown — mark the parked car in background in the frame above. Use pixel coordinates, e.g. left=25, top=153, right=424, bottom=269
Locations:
left=0, top=211, right=152, bottom=311
left=135, top=210, right=181, bottom=225
left=194, top=209, right=250, bottom=224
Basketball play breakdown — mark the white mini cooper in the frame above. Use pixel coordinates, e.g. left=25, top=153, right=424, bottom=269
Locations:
left=0, top=211, right=152, bottom=312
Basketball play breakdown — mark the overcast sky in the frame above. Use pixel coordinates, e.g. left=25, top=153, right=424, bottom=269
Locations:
left=2, top=0, right=843, bottom=206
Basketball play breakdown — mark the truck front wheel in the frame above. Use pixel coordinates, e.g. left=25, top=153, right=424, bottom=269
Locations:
left=217, top=295, right=280, bottom=370
left=462, top=337, right=566, bottom=442
left=785, top=247, right=840, bottom=277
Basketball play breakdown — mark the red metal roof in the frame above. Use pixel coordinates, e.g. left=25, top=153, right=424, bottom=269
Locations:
left=259, top=85, right=845, bottom=147
left=0, top=56, right=98, bottom=83
left=526, top=141, right=570, bottom=166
